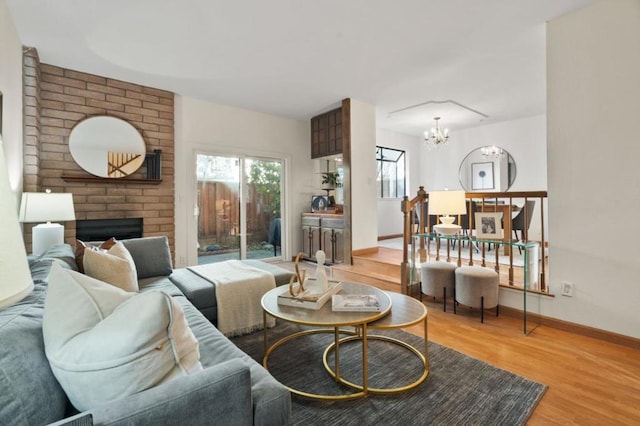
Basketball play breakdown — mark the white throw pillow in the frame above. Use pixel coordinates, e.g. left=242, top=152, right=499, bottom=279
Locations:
left=83, top=241, right=139, bottom=292
left=43, top=263, right=202, bottom=412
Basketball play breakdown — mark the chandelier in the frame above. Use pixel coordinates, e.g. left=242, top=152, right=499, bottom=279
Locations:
left=481, top=145, right=505, bottom=159
left=424, top=117, right=449, bottom=149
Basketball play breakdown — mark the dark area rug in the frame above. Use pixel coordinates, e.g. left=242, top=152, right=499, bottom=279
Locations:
left=232, top=322, right=547, bottom=426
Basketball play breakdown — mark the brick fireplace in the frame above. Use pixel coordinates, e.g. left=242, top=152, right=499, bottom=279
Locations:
left=22, top=48, right=175, bottom=258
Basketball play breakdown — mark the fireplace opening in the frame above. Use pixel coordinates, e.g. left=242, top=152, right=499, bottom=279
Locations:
left=76, top=218, right=143, bottom=242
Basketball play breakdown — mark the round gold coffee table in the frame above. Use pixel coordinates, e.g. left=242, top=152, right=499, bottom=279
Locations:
left=323, top=290, right=429, bottom=394
left=261, top=282, right=428, bottom=400
left=262, top=281, right=391, bottom=400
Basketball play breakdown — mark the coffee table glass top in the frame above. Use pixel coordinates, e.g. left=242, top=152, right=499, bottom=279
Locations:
left=262, top=281, right=392, bottom=327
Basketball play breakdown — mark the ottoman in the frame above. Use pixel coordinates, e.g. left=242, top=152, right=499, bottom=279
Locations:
left=454, top=266, right=500, bottom=323
left=170, top=260, right=293, bottom=325
left=420, top=261, right=457, bottom=312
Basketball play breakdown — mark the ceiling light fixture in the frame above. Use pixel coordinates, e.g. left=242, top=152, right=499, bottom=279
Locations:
left=424, top=117, right=449, bottom=149
left=481, top=145, right=505, bottom=159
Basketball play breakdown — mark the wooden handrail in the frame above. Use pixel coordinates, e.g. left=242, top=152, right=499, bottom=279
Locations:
left=400, top=188, right=549, bottom=295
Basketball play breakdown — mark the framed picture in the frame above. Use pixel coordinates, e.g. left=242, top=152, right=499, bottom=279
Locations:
left=311, top=195, right=328, bottom=212
left=471, top=162, right=494, bottom=190
left=474, top=212, right=503, bottom=239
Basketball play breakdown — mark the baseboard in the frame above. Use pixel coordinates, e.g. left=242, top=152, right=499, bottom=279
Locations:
left=500, top=306, right=640, bottom=350
left=378, top=234, right=403, bottom=241
left=352, top=246, right=379, bottom=256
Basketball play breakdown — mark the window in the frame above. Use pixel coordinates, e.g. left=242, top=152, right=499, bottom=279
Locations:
left=376, top=146, right=406, bottom=198
left=195, top=153, right=284, bottom=264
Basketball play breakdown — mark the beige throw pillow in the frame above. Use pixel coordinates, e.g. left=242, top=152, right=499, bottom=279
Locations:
left=75, top=237, right=116, bottom=273
left=83, top=242, right=138, bottom=292
left=42, top=263, right=202, bottom=412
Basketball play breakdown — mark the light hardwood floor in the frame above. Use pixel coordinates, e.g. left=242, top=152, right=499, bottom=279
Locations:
left=280, top=257, right=640, bottom=425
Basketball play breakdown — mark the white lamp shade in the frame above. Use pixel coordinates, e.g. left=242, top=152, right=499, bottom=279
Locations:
left=429, top=190, right=466, bottom=235
left=19, top=192, right=76, bottom=223
left=428, top=190, right=467, bottom=215
left=0, top=138, right=34, bottom=309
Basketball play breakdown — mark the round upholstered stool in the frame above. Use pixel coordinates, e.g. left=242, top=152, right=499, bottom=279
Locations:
left=454, top=266, right=500, bottom=323
left=420, top=261, right=457, bottom=312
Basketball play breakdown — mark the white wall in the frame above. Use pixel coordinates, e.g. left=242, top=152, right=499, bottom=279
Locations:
left=0, top=0, right=25, bottom=205
left=349, top=99, right=378, bottom=251
left=420, top=115, right=548, bottom=241
left=174, top=96, right=311, bottom=268
left=545, top=0, right=640, bottom=338
left=376, top=128, right=422, bottom=237
left=375, top=116, right=548, bottom=238
left=419, top=115, right=547, bottom=192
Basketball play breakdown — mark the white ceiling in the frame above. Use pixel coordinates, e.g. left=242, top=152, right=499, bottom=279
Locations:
left=5, top=0, right=597, bottom=136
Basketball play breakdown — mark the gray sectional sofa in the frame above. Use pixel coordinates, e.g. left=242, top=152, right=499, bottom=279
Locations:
left=0, top=237, right=291, bottom=426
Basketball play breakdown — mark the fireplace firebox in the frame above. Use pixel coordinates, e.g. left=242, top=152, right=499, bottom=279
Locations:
left=76, top=218, right=143, bottom=242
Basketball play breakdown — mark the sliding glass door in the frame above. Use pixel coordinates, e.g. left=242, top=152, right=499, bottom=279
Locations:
left=196, top=153, right=283, bottom=264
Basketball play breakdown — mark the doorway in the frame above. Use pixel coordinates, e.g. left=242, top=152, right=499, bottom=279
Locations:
left=195, top=153, right=283, bottom=264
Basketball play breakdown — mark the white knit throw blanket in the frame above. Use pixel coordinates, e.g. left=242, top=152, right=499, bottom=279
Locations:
left=188, top=260, right=276, bottom=337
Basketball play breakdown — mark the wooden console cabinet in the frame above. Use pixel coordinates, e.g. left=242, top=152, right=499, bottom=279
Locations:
left=301, top=213, right=344, bottom=264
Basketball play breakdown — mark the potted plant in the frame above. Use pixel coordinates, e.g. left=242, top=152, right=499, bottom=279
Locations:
left=321, top=172, right=342, bottom=189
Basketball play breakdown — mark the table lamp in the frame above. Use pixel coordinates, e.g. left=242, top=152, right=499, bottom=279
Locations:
left=19, top=190, right=76, bottom=256
left=0, top=137, right=34, bottom=309
left=428, top=190, right=466, bottom=235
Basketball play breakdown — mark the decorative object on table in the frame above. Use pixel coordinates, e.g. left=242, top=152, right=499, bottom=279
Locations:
left=287, top=252, right=306, bottom=295
left=471, top=161, right=495, bottom=190
left=424, top=116, right=449, bottom=149
left=0, top=137, right=34, bottom=309
left=474, top=212, right=504, bottom=240
left=278, top=252, right=342, bottom=310
left=428, top=189, right=466, bottom=236
left=332, top=294, right=381, bottom=312
left=321, top=171, right=342, bottom=189
left=19, top=189, right=76, bottom=256
left=311, top=195, right=328, bottom=212
left=278, top=279, right=342, bottom=310
left=314, top=250, right=329, bottom=291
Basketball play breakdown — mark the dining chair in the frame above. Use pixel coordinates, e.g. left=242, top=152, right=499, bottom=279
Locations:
left=512, top=200, right=536, bottom=253
left=453, top=200, right=479, bottom=251
left=413, top=202, right=438, bottom=234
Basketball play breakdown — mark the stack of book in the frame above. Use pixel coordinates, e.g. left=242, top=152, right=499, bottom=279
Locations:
left=145, top=149, right=162, bottom=180
left=331, top=294, right=381, bottom=312
left=277, top=279, right=342, bottom=310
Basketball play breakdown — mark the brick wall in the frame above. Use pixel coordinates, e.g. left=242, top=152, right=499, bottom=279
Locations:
left=22, top=48, right=175, bottom=258
left=23, top=47, right=42, bottom=192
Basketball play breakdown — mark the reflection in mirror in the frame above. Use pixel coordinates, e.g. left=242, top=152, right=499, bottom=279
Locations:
left=459, top=146, right=516, bottom=192
left=69, top=116, right=146, bottom=178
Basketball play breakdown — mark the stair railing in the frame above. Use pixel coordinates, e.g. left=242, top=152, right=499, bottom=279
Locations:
left=400, top=188, right=548, bottom=296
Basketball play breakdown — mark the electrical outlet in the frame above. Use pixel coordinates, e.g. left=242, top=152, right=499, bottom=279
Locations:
left=561, top=281, right=574, bottom=297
